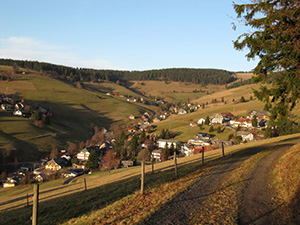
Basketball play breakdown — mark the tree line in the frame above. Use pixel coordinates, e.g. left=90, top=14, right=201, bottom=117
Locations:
left=0, top=58, right=236, bottom=85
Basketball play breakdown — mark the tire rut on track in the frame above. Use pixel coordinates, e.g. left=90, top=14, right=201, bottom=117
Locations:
left=237, top=145, right=291, bottom=225
left=142, top=147, right=264, bottom=225
left=142, top=142, right=298, bottom=225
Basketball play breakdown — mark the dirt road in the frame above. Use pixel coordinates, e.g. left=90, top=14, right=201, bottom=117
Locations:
left=143, top=142, right=297, bottom=225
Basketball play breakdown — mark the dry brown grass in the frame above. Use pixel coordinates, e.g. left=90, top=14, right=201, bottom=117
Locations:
left=189, top=148, right=272, bottom=224
left=271, top=143, right=300, bottom=224
left=63, top=166, right=216, bottom=225
left=192, top=83, right=263, bottom=105
left=234, top=72, right=255, bottom=80
left=1, top=134, right=300, bottom=225
left=130, top=80, right=224, bottom=102
left=0, top=80, right=36, bottom=94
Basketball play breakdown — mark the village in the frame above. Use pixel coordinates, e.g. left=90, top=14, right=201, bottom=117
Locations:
left=1, top=91, right=272, bottom=188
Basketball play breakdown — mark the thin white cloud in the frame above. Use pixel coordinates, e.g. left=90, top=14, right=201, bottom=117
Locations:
left=0, top=36, right=116, bottom=69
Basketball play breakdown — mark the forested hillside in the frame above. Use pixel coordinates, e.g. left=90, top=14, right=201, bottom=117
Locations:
left=0, top=59, right=236, bottom=85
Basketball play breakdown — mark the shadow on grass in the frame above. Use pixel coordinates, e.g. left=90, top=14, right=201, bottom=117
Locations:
left=0, top=154, right=219, bottom=225
left=1, top=138, right=299, bottom=225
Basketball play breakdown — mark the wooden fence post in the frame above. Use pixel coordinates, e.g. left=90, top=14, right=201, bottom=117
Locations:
left=202, top=146, right=205, bottom=165
left=84, top=178, right=87, bottom=191
left=32, top=183, right=39, bottom=225
left=222, top=142, right=225, bottom=157
left=26, top=193, right=29, bottom=207
left=174, top=152, right=178, bottom=179
left=151, top=158, right=154, bottom=174
left=141, top=161, right=145, bottom=194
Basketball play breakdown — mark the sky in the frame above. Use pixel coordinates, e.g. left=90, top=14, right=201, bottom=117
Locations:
left=0, top=0, right=257, bottom=72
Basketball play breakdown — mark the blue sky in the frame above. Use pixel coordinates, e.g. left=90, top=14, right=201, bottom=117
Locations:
left=0, top=0, right=256, bottom=71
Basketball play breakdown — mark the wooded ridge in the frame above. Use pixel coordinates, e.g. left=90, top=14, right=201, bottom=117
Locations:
left=0, top=58, right=236, bottom=85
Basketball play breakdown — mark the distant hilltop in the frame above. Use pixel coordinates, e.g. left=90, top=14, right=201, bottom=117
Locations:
left=0, top=58, right=241, bottom=85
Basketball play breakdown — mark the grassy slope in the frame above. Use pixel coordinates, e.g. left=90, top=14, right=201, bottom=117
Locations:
left=271, top=143, right=300, bottom=224
left=152, top=101, right=264, bottom=142
left=0, top=66, right=157, bottom=161
left=129, top=80, right=225, bottom=102
left=1, top=133, right=299, bottom=225
left=83, top=82, right=143, bottom=99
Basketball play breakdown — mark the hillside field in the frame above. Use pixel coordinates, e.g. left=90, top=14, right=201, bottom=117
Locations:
left=0, top=66, right=157, bottom=161
left=130, top=80, right=225, bottom=102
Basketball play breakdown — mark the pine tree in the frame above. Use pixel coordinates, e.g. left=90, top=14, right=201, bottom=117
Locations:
left=165, top=129, right=170, bottom=139
left=85, top=149, right=99, bottom=170
left=252, top=115, right=258, bottom=127
left=130, top=135, right=138, bottom=156
left=240, top=96, right=246, bottom=102
left=234, top=0, right=300, bottom=130
left=205, top=116, right=210, bottom=125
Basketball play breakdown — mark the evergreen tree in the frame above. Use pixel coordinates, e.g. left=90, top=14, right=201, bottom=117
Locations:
left=234, top=0, right=300, bottom=130
left=160, top=129, right=166, bottom=139
left=13, top=63, right=19, bottom=74
left=165, top=129, right=170, bottom=139
left=130, top=135, right=138, bottom=156
left=240, top=96, right=246, bottom=102
left=205, top=116, right=210, bottom=125
left=139, top=130, right=146, bottom=143
left=252, top=115, right=258, bottom=127
left=71, top=156, right=79, bottom=165
left=85, top=149, right=99, bottom=170
left=209, top=126, right=214, bottom=132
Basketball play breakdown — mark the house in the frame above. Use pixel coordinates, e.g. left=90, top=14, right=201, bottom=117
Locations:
left=129, top=114, right=135, bottom=120
left=140, top=124, right=152, bottom=132
left=247, top=110, right=270, bottom=120
left=181, top=144, right=194, bottom=156
left=159, top=114, right=167, bottom=120
left=210, top=113, right=224, bottom=124
left=221, top=112, right=235, bottom=122
left=190, top=122, right=198, bottom=127
left=188, top=138, right=211, bottom=146
left=197, top=118, right=206, bottom=125
left=33, top=174, right=46, bottom=183
left=156, top=139, right=179, bottom=149
left=230, top=117, right=252, bottom=128
left=196, top=132, right=209, bottom=138
left=45, top=159, right=62, bottom=171
left=153, top=117, right=161, bottom=123
left=152, top=149, right=162, bottom=162
left=76, top=148, right=90, bottom=161
left=142, top=112, right=151, bottom=120
left=3, top=182, right=16, bottom=188
left=120, top=160, right=134, bottom=168
left=169, top=106, right=178, bottom=114
left=178, top=108, right=187, bottom=115
left=1, top=104, right=13, bottom=111
left=76, top=146, right=103, bottom=162
left=13, top=110, right=23, bottom=116
left=62, top=171, right=78, bottom=178
left=127, top=97, right=137, bottom=103
left=236, top=131, right=254, bottom=142
left=258, top=119, right=267, bottom=128
left=128, top=127, right=137, bottom=133
left=14, top=102, right=24, bottom=110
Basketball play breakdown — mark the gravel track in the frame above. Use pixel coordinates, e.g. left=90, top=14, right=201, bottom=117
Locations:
left=142, top=143, right=296, bottom=225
